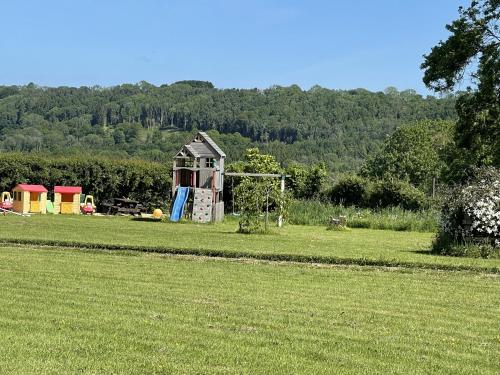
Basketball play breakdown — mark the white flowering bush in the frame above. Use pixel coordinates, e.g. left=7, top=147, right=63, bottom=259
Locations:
left=433, top=167, right=500, bottom=258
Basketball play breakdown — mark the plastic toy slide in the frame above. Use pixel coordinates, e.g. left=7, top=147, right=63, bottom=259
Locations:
left=170, top=187, right=190, bottom=222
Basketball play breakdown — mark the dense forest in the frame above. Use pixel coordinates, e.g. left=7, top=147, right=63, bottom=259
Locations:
left=0, top=81, right=457, bottom=171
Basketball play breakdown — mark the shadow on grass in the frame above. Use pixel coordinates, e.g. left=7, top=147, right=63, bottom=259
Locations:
left=131, top=217, right=162, bottom=223
left=408, top=249, right=439, bottom=256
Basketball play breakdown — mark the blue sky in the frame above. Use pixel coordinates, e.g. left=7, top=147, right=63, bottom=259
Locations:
left=0, top=0, right=468, bottom=94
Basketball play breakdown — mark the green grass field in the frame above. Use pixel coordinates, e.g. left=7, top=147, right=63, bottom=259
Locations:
left=0, top=245, right=498, bottom=374
left=1, top=215, right=499, bottom=271
left=1, top=215, right=499, bottom=374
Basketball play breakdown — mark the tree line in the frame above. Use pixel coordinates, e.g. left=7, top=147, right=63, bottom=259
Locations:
left=0, top=82, right=456, bottom=172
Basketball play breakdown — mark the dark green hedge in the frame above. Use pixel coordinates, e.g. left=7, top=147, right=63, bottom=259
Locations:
left=0, top=153, right=171, bottom=211
left=328, top=174, right=429, bottom=211
left=329, top=174, right=368, bottom=206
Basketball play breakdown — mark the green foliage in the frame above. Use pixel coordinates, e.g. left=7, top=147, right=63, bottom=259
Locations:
left=327, top=174, right=429, bottom=211
left=329, top=174, right=370, bottom=206
left=0, top=83, right=456, bottom=172
left=285, top=162, right=327, bottom=199
left=235, top=179, right=271, bottom=234
left=433, top=232, right=499, bottom=259
left=422, top=0, right=499, bottom=179
left=368, top=180, right=429, bottom=211
left=361, top=120, right=454, bottom=191
left=231, top=149, right=292, bottom=233
left=241, top=148, right=282, bottom=174
left=0, top=153, right=171, bottom=210
left=172, top=80, right=215, bottom=89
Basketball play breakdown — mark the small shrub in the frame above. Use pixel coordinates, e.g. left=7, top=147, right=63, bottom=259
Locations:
left=329, top=174, right=370, bottom=206
left=367, top=179, right=428, bottom=211
left=238, top=216, right=267, bottom=234
left=433, top=232, right=499, bottom=258
left=234, top=177, right=290, bottom=234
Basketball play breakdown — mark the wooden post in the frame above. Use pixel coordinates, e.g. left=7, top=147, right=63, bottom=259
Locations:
left=265, top=190, right=269, bottom=231
left=231, top=178, right=235, bottom=215
left=172, top=170, right=176, bottom=195
left=212, top=171, right=216, bottom=204
left=278, top=175, right=285, bottom=228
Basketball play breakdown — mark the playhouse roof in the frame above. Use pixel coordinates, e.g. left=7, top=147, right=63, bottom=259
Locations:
left=14, top=184, right=48, bottom=193
left=186, top=142, right=214, bottom=158
left=175, top=131, right=226, bottom=159
left=54, top=186, right=82, bottom=194
left=197, top=131, right=226, bottom=157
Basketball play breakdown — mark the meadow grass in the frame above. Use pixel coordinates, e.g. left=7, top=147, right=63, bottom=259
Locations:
left=288, top=200, right=439, bottom=232
left=1, top=215, right=499, bottom=272
left=0, top=245, right=498, bottom=374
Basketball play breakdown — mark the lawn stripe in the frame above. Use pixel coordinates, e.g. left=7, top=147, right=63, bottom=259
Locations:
left=1, top=238, right=498, bottom=274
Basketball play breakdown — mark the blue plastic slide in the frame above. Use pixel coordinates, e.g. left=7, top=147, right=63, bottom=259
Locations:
left=170, top=186, right=190, bottom=222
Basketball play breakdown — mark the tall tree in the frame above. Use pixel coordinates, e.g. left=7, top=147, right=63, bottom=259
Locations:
left=361, top=120, right=454, bottom=192
left=421, top=0, right=499, bottom=180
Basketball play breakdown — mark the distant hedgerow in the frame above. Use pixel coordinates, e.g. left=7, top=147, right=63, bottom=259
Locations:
left=0, top=153, right=172, bottom=211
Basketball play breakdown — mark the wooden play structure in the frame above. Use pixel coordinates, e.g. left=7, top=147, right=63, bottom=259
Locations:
left=54, top=186, right=82, bottom=214
left=171, top=131, right=225, bottom=223
left=12, top=184, right=48, bottom=214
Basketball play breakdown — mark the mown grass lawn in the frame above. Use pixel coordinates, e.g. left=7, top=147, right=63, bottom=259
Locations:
left=0, top=245, right=498, bottom=374
left=1, top=215, right=500, bottom=271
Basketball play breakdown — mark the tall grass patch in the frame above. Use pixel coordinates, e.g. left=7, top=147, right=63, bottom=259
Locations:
left=288, top=200, right=438, bottom=232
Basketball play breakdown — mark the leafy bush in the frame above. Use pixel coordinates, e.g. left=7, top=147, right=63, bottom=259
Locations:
left=433, top=233, right=498, bottom=258
left=235, top=177, right=291, bottom=234
left=0, top=153, right=171, bottom=211
left=329, top=174, right=370, bottom=206
left=235, top=178, right=268, bottom=234
left=433, top=167, right=500, bottom=258
left=230, top=149, right=291, bottom=234
left=286, top=162, right=327, bottom=199
left=367, top=180, right=429, bottom=211
left=328, top=175, right=429, bottom=211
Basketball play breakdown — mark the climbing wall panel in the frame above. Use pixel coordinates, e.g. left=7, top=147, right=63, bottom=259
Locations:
left=192, top=188, right=213, bottom=223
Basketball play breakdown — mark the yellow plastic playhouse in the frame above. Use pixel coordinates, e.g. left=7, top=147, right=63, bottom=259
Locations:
left=54, top=186, right=82, bottom=214
left=12, top=184, right=48, bottom=214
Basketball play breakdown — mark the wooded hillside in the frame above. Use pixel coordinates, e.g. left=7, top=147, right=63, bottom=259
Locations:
left=0, top=82, right=456, bottom=171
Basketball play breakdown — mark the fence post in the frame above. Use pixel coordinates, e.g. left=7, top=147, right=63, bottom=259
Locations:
left=278, top=175, right=285, bottom=228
